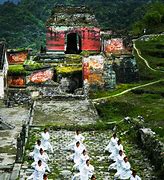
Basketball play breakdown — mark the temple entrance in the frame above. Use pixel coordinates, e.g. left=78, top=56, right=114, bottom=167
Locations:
left=65, top=33, right=82, bottom=54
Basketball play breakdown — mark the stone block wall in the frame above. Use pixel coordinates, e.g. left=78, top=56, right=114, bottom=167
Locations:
left=83, top=55, right=116, bottom=91
left=139, top=128, right=164, bottom=178
left=46, top=27, right=101, bottom=53
left=7, top=50, right=28, bottom=65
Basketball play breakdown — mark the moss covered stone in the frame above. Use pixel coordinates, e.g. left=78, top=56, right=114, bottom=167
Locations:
left=8, top=65, right=27, bottom=75
left=55, top=66, right=82, bottom=76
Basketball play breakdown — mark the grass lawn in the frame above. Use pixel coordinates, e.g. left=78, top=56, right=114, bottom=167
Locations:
left=89, top=83, right=145, bottom=99
left=135, top=35, right=164, bottom=71
left=95, top=84, right=164, bottom=142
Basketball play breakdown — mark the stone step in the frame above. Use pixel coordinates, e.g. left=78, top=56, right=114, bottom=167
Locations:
left=0, top=173, right=11, bottom=180
left=0, top=118, right=15, bottom=130
left=21, top=129, right=157, bottom=179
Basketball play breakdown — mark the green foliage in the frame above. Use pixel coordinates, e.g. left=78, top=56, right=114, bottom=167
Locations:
left=132, top=2, right=164, bottom=35
left=24, top=59, right=50, bottom=71
left=0, top=0, right=150, bottom=49
left=0, top=1, right=45, bottom=49
left=136, top=81, right=164, bottom=92
left=8, top=65, right=27, bottom=75
left=65, top=54, right=82, bottom=64
left=89, top=83, right=142, bottom=99
left=80, top=50, right=99, bottom=56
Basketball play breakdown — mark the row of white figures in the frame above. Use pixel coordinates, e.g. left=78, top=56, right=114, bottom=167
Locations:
left=27, top=128, right=53, bottom=180
left=68, top=130, right=96, bottom=180
left=105, top=133, right=141, bottom=180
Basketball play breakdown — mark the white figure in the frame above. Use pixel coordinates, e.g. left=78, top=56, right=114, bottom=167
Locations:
left=109, top=150, right=125, bottom=171
left=130, top=170, right=141, bottom=180
left=41, top=128, right=53, bottom=153
left=73, top=141, right=85, bottom=164
left=114, top=156, right=132, bottom=180
left=75, top=130, right=85, bottom=143
left=72, top=159, right=94, bottom=180
left=29, top=140, right=44, bottom=160
left=68, top=130, right=85, bottom=150
left=80, top=159, right=94, bottom=180
left=27, top=160, right=45, bottom=180
left=73, top=149, right=89, bottom=171
left=32, top=148, right=50, bottom=172
left=105, top=133, right=118, bottom=153
left=109, top=139, right=124, bottom=161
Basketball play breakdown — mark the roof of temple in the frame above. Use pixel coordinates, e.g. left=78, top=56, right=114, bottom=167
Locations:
left=46, top=5, right=99, bottom=27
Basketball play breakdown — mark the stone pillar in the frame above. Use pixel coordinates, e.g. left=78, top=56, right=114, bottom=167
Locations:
left=16, top=137, right=23, bottom=163
left=22, top=124, right=26, bottom=146
left=103, top=63, right=116, bottom=89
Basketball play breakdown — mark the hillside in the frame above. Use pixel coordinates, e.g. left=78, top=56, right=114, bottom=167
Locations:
left=135, top=35, right=164, bottom=71
left=0, top=0, right=20, bottom=4
left=0, top=0, right=157, bottom=49
left=132, top=1, right=164, bottom=35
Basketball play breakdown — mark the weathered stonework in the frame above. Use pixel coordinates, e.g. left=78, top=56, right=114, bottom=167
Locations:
left=83, top=54, right=116, bottom=90
left=32, top=99, right=98, bottom=126
left=139, top=128, right=164, bottom=178
left=7, top=49, right=28, bottom=65
left=46, top=6, right=100, bottom=53
left=112, top=54, right=139, bottom=83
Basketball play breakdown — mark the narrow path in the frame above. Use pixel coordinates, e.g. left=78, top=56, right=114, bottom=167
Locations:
left=133, top=35, right=164, bottom=73
left=133, top=42, right=157, bottom=72
left=93, top=79, right=163, bottom=102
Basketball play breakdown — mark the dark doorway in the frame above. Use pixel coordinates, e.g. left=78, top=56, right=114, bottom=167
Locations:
left=65, top=33, right=82, bottom=54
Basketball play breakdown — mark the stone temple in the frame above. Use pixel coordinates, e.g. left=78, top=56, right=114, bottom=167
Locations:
left=46, top=5, right=101, bottom=54
left=0, top=5, right=139, bottom=101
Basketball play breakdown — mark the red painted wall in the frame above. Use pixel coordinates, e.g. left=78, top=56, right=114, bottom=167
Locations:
left=8, top=76, right=26, bottom=87
left=7, top=51, right=28, bottom=64
left=27, top=69, right=54, bottom=84
left=46, top=27, right=100, bottom=52
left=80, top=27, right=100, bottom=51
left=46, top=28, right=65, bottom=51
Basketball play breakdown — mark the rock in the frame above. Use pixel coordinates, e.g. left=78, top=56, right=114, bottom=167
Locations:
left=60, top=170, right=72, bottom=177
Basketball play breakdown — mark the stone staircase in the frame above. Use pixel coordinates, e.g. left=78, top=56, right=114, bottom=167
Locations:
left=20, top=128, right=156, bottom=180
left=0, top=117, right=15, bottom=130
left=0, top=172, right=11, bottom=180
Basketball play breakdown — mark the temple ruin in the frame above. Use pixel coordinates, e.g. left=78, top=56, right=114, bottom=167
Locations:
left=2, top=5, right=138, bottom=100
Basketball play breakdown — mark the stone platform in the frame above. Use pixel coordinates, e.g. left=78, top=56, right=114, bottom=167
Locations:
left=32, top=99, right=98, bottom=126
left=0, top=100, right=29, bottom=179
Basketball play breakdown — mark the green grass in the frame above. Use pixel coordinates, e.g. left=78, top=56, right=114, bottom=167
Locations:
left=95, top=89, right=164, bottom=142
left=134, top=50, right=163, bottom=81
left=55, top=66, right=82, bottom=76
left=135, top=81, right=164, bottom=92
left=65, top=54, right=82, bottom=64
left=24, top=59, right=50, bottom=71
left=90, top=83, right=143, bottom=99
left=135, top=35, right=164, bottom=71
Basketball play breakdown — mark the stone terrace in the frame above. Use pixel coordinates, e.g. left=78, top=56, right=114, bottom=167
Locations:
left=0, top=100, right=29, bottom=179
left=32, top=99, right=98, bottom=126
